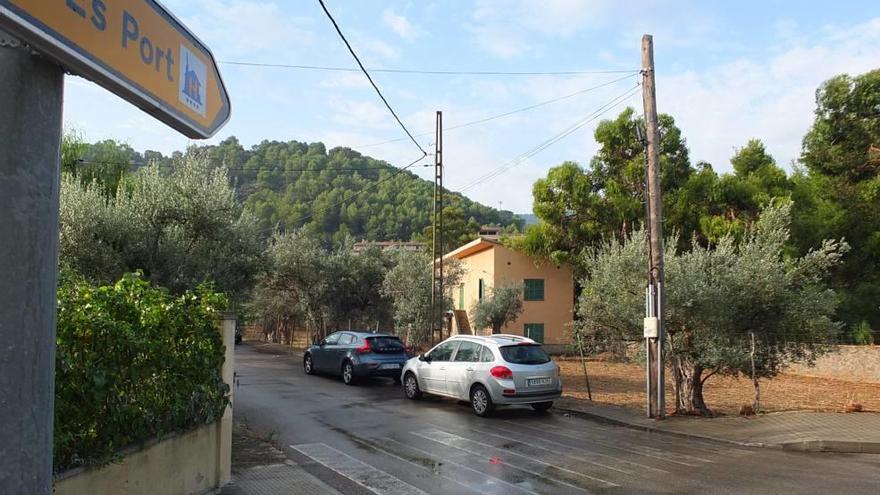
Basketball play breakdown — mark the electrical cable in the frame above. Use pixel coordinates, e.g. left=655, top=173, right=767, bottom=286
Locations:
left=218, top=60, right=639, bottom=77
left=455, top=83, right=642, bottom=194
left=459, top=84, right=640, bottom=192
left=317, top=0, right=427, bottom=158
left=354, top=72, right=639, bottom=149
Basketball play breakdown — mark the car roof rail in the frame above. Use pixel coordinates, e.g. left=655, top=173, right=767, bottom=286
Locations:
left=491, top=334, right=529, bottom=341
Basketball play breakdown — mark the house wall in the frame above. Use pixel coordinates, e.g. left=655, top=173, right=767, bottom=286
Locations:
left=455, top=246, right=495, bottom=329
left=454, top=243, right=574, bottom=345
left=494, top=247, right=574, bottom=345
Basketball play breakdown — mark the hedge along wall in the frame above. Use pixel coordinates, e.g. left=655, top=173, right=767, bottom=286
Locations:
left=54, top=272, right=229, bottom=472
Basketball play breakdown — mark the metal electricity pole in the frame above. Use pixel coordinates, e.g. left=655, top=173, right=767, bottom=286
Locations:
left=429, top=111, right=443, bottom=345
left=641, top=34, right=666, bottom=419
left=0, top=30, right=64, bottom=494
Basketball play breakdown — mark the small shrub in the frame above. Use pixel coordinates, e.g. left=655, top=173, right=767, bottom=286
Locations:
left=850, top=320, right=874, bottom=345
left=739, top=404, right=755, bottom=416
left=54, top=271, right=229, bottom=472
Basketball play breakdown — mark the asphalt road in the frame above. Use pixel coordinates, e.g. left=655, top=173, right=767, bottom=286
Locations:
left=233, top=343, right=880, bottom=495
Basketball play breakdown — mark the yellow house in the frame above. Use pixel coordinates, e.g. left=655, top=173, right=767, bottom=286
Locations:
left=444, top=238, right=574, bottom=350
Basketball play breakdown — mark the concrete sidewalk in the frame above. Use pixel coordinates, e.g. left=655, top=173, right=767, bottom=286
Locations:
left=220, top=423, right=342, bottom=495
left=556, top=397, right=880, bottom=453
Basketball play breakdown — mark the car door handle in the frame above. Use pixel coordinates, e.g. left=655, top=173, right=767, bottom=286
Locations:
left=439, top=367, right=446, bottom=371
left=465, top=367, right=474, bottom=371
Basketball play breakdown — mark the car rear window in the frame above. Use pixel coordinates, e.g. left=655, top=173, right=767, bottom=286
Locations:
left=499, top=344, right=551, bottom=365
left=367, top=336, right=405, bottom=353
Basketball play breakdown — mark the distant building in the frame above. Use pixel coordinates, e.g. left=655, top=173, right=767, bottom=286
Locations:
left=478, top=225, right=502, bottom=240
left=352, top=240, right=425, bottom=252
left=443, top=238, right=574, bottom=350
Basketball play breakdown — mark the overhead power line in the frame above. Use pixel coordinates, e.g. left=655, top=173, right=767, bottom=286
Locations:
left=354, top=72, right=639, bottom=149
left=456, top=83, right=642, bottom=194
left=317, top=0, right=427, bottom=158
left=218, top=60, right=639, bottom=77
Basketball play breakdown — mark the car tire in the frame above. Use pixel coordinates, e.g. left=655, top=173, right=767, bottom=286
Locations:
left=303, top=354, right=314, bottom=375
left=342, top=360, right=356, bottom=385
left=470, top=384, right=495, bottom=417
left=531, top=401, right=553, bottom=412
left=403, top=372, right=422, bottom=400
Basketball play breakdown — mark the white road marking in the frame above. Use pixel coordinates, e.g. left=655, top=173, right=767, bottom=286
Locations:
left=502, top=421, right=701, bottom=467
left=467, top=425, right=634, bottom=474
left=541, top=423, right=714, bottom=464
left=548, top=417, right=754, bottom=457
left=486, top=422, right=669, bottom=474
left=291, top=443, right=428, bottom=495
left=414, top=429, right=618, bottom=490
left=382, top=437, right=540, bottom=495
left=343, top=434, right=480, bottom=495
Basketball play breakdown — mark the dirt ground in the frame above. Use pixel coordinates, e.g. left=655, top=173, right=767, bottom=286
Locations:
left=231, top=421, right=287, bottom=473
left=559, top=358, right=880, bottom=415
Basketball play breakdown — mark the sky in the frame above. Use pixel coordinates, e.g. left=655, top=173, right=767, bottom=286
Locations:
left=62, top=1, right=880, bottom=213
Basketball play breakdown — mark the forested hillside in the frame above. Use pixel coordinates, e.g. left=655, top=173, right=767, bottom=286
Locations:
left=65, top=136, right=522, bottom=244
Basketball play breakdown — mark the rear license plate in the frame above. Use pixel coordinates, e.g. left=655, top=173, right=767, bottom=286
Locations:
left=378, top=363, right=401, bottom=370
left=527, top=378, right=552, bottom=387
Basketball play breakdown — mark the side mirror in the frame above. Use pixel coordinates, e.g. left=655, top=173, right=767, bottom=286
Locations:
left=418, top=353, right=430, bottom=362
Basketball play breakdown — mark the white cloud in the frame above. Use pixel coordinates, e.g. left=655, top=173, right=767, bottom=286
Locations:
left=179, top=0, right=314, bottom=59
left=320, top=72, right=372, bottom=89
left=382, top=9, right=422, bottom=41
left=659, top=17, right=880, bottom=172
left=469, top=0, right=609, bottom=58
left=331, top=100, right=396, bottom=129
left=345, top=31, right=401, bottom=62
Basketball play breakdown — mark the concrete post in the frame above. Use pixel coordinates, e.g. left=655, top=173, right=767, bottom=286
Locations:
left=0, top=31, right=64, bottom=495
left=218, top=313, right=236, bottom=485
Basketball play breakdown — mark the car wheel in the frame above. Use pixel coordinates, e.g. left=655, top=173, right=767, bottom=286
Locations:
left=342, top=361, right=356, bottom=385
left=403, top=372, right=422, bottom=400
left=531, top=401, right=553, bottom=412
left=303, top=354, right=314, bottom=375
left=470, top=384, right=495, bottom=417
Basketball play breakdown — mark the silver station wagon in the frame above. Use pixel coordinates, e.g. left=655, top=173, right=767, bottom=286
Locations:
left=401, top=334, right=562, bottom=416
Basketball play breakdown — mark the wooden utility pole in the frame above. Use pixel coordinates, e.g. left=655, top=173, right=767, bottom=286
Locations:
left=430, top=111, right=444, bottom=346
left=641, top=34, right=666, bottom=419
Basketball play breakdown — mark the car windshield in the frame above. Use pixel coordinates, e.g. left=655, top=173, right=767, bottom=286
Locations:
left=499, top=344, right=551, bottom=365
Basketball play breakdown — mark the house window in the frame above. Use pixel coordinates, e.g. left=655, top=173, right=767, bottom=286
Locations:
left=523, top=279, right=544, bottom=301
left=478, top=279, right=485, bottom=300
left=524, top=323, right=545, bottom=343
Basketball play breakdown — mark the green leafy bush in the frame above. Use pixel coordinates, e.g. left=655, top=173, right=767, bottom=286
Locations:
left=850, top=320, right=875, bottom=345
left=54, top=272, right=229, bottom=471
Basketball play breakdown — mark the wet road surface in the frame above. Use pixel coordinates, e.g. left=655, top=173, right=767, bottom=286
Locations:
left=233, top=343, right=880, bottom=494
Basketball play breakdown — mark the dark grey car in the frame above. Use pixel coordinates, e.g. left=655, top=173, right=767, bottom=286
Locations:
left=303, top=331, right=409, bottom=385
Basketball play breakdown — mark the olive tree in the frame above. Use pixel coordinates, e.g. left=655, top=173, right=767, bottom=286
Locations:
left=59, top=152, right=263, bottom=302
left=575, top=203, right=847, bottom=415
left=471, top=284, right=524, bottom=334
left=382, top=251, right=464, bottom=349
left=256, top=232, right=394, bottom=339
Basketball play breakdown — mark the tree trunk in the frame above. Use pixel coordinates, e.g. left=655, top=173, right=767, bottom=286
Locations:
left=671, top=354, right=709, bottom=416
left=750, top=331, right=760, bottom=413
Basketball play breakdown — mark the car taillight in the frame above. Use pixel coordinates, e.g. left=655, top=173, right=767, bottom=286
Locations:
left=356, top=341, right=372, bottom=354
left=490, top=366, right=512, bottom=379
